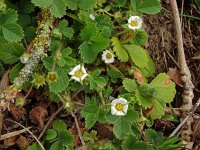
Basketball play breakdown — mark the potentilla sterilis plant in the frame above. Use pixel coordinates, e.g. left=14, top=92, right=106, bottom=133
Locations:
left=102, top=50, right=115, bottom=63
left=111, top=98, right=128, bottom=116
left=128, top=16, right=143, bottom=30
left=69, top=64, right=88, bottom=82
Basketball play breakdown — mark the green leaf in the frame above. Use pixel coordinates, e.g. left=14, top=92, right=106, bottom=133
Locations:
left=106, top=114, right=120, bottom=124
left=50, top=0, right=66, bottom=18
left=95, top=15, right=113, bottom=31
left=113, top=117, right=131, bottom=139
left=0, top=43, right=25, bottom=64
left=145, top=129, right=164, bottom=145
left=2, top=23, right=24, bottom=42
left=114, top=0, right=126, bottom=7
left=111, top=37, right=129, bottom=62
left=131, top=30, right=148, bottom=46
left=150, top=73, right=176, bottom=103
left=27, top=143, right=43, bottom=150
left=81, top=97, right=99, bottom=128
left=46, top=129, right=57, bottom=140
left=9, top=63, right=24, bottom=83
left=58, top=130, right=74, bottom=146
left=0, top=9, right=24, bottom=42
left=79, top=24, right=109, bottom=63
left=31, top=0, right=52, bottom=7
left=31, top=0, right=66, bottom=18
left=43, top=57, right=69, bottom=93
left=122, top=134, right=149, bottom=150
left=89, top=76, right=107, bottom=90
left=123, top=78, right=137, bottom=93
left=124, top=110, right=138, bottom=123
left=65, top=0, right=96, bottom=10
left=91, top=69, right=101, bottom=77
left=50, top=141, right=64, bottom=150
left=135, top=89, right=152, bottom=108
left=139, top=84, right=155, bottom=98
left=0, top=62, right=3, bottom=76
left=137, top=0, right=161, bottom=14
left=53, top=119, right=67, bottom=131
left=124, top=45, right=155, bottom=77
left=150, top=100, right=165, bottom=119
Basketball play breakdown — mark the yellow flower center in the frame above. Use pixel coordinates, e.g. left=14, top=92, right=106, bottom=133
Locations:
left=115, top=103, right=124, bottom=111
left=36, top=76, right=44, bottom=83
left=106, top=53, right=112, bottom=59
left=130, top=20, right=138, bottom=27
left=48, top=73, right=57, bottom=81
left=74, top=70, right=83, bottom=78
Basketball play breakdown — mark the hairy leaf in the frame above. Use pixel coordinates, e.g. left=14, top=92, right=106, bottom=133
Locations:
left=137, top=0, right=161, bottom=14
left=123, top=78, right=137, bottom=93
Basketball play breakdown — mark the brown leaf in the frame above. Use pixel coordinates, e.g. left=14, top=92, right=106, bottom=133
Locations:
left=4, top=135, right=19, bottom=148
left=134, top=69, right=145, bottom=84
left=167, top=68, right=183, bottom=86
left=29, top=106, right=47, bottom=129
left=9, top=104, right=25, bottom=121
left=16, top=135, right=29, bottom=150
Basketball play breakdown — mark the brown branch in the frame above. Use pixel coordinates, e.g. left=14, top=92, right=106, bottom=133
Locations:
left=169, top=0, right=194, bottom=144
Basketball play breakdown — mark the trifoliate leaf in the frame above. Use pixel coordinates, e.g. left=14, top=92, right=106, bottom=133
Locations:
left=43, top=57, right=69, bottom=93
left=139, top=84, right=155, bottom=98
left=50, top=0, right=66, bottom=18
left=9, top=63, right=24, bottom=83
left=65, top=0, right=96, bottom=10
left=50, top=141, right=64, bottom=150
left=137, top=0, right=161, bottom=14
left=95, top=15, right=113, bottom=31
left=81, top=97, right=99, bottom=128
left=46, top=129, right=57, bottom=140
left=79, top=24, right=109, bottom=63
left=111, top=37, right=129, bottom=62
left=135, top=89, right=152, bottom=108
left=145, top=129, right=164, bottom=145
left=31, top=0, right=52, bottom=8
left=113, top=117, right=131, bottom=139
left=0, top=43, right=25, bottom=64
left=2, top=23, right=24, bottom=42
left=89, top=76, right=107, bottom=90
left=122, top=134, right=149, bottom=150
left=150, top=73, right=176, bottom=103
left=131, top=30, right=148, bottom=46
left=31, top=0, right=66, bottom=18
left=123, top=78, right=137, bottom=93
left=1, top=9, right=18, bottom=24
left=53, top=119, right=67, bottom=131
left=124, top=45, right=155, bottom=77
left=124, top=110, right=138, bottom=123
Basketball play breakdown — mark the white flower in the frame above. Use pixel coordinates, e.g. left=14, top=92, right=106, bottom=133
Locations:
left=128, top=16, right=143, bottom=30
left=111, top=98, right=128, bottom=116
left=102, top=50, right=115, bottom=64
left=69, top=64, right=88, bottom=82
left=89, top=14, right=95, bottom=20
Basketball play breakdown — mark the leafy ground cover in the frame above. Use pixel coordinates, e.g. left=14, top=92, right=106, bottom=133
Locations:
left=0, top=0, right=200, bottom=149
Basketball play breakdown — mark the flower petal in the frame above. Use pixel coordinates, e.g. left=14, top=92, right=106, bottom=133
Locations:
left=71, top=76, right=81, bottom=82
left=80, top=73, right=88, bottom=81
left=115, top=111, right=125, bottom=116
left=111, top=106, right=117, bottom=115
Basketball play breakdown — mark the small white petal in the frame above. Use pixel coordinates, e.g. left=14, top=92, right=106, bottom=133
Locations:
left=81, top=66, right=87, bottom=74
left=127, top=16, right=143, bottom=30
left=115, top=111, right=125, bottom=116
left=111, top=106, right=117, bottom=115
left=69, top=64, right=81, bottom=75
left=71, top=76, right=81, bottom=82
left=123, top=104, right=128, bottom=114
left=80, top=73, right=88, bottom=81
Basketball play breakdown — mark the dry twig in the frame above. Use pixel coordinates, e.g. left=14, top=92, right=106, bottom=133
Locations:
left=169, top=0, right=194, bottom=144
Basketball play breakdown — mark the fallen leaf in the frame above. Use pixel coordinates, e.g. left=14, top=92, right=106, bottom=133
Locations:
left=134, top=69, right=145, bottom=84
left=4, top=135, right=18, bottom=148
left=167, top=68, right=183, bottom=86
left=9, top=104, right=25, bottom=121
left=29, top=106, right=47, bottom=129
left=16, top=135, right=29, bottom=150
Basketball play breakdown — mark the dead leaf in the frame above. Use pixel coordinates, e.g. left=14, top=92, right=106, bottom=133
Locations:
left=134, top=69, right=145, bottom=84
left=4, top=135, right=18, bottom=148
left=16, top=135, right=29, bottom=150
left=29, top=106, right=47, bottom=129
left=9, top=104, right=25, bottom=121
left=167, top=68, right=183, bottom=86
